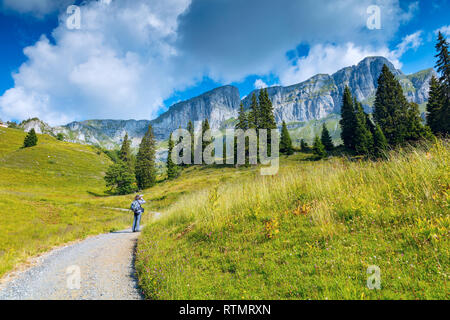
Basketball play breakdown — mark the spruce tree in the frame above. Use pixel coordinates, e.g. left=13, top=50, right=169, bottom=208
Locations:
left=354, top=101, right=374, bottom=155
left=313, top=135, right=327, bottom=159
left=236, top=103, right=248, bottom=130
left=280, top=121, right=293, bottom=155
left=259, top=89, right=276, bottom=130
left=166, top=133, right=178, bottom=179
left=373, top=124, right=388, bottom=159
left=405, top=102, right=433, bottom=141
left=119, top=133, right=132, bottom=165
left=434, top=32, right=450, bottom=134
left=426, top=75, right=444, bottom=134
left=248, top=92, right=259, bottom=129
left=373, top=64, right=410, bottom=145
left=23, top=129, right=38, bottom=148
left=135, top=125, right=157, bottom=190
left=201, top=119, right=213, bottom=164
left=300, top=139, right=309, bottom=152
left=187, top=120, right=195, bottom=164
left=320, top=123, right=334, bottom=151
left=340, top=86, right=357, bottom=150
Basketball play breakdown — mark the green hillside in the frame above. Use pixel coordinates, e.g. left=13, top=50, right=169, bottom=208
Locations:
left=0, top=128, right=134, bottom=277
left=135, top=140, right=449, bottom=300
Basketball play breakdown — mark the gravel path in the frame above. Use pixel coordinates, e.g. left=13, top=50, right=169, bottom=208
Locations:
left=0, top=227, right=145, bottom=300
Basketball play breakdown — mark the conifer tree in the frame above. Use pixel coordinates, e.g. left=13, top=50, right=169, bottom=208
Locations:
left=313, top=135, right=327, bottom=159
left=433, top=32, right=450, bottom=135
left=187, top=120, right=195, bottom=164
left=426, top=75, right=444, bottom=134
left=236, top=103, right=248, bottom=130
left=259, top=89, right=276, bottom=130
left=166, top=133, right=178, bottom=179
left=373, top=124, right=388, bottom=159
left=354, top=101, right=373, bottom=155
left=135, top=125, right=157, bottom=190
left=340, top=86, right=357, bottom=150
left=300, top=139, right=309, bottom=152
left=280, top=121, right=293, bottom=155
left=201, top=119, right=213, bottom=164
left=23, top=129, right=38, bottom=148
left=119, top=133, right=132, bottom=165
left=320, top=123, right=334, bottom=151
left=373, top=65, right=412, bottom=145
left=248, top=93, right=259, bottom=129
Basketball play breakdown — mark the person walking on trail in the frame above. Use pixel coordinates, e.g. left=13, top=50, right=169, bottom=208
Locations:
left=131, top=194, right=145, bottom=232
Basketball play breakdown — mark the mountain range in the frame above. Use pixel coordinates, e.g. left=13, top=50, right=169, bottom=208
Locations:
left=18, top=56, right=435, bottom=149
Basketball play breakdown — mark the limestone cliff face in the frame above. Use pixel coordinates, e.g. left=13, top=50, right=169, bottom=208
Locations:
left=150, top=85, right=241, bottom=140
left=242, top=56, right=435, bottom=123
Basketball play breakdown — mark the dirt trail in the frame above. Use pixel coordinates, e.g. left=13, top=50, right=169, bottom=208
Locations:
left=0, top=228, right=145, bottom=300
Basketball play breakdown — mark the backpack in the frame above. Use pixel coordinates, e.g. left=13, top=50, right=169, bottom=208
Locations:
left=130, top=200, right=141, bottom=213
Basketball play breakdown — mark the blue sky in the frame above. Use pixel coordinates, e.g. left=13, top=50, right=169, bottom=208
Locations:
left=0, top=0, right=448, bottom=125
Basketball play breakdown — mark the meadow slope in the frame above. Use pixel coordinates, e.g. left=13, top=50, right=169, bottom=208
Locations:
left=135, top=141, right=449, bottom=299
left=0, top=128, right=136, bottom=277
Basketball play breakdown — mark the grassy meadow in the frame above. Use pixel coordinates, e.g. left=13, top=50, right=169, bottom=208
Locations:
left=0, top=127, right=260, bottom=278
left=0, top=128, right=137, bottom=277
left=135, top=140, right=449, bottom=300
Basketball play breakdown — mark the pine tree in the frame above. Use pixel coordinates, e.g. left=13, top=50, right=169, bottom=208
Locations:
left=201, top=119, right=213, bottom=164
left=119, top=133, right=132, bottom=165
left=405, top=102, right=433, bottom=141
left=248, top=93, right=259, bottom=129
left=166, top=133, right=178, bottom=179
left=23, top=129, right=38, bottom=148
left=280, top=121, right=293, bottom=155
left=187, top=120, right=195, bottom=164
left=426, top=75, right=444, bottom=134
left=354, top=101, right=373, bottom=155
left=300, top=139, right=309, bottom=152
left=259, top=89, right=276, bottom=130
left=135, top=125, right=157, bottom=190
left=435, top=32, right=450, bottom=98
left=320, top=123, right=334, bottom=151
left=373, top=124, right=388, bottom=159
left=433, top=32, right=450, bottom=135
left=340, top=86, right=357, bottom=150
left=313, top=135, right=326, bottom=159
left=236, top=103, right=248, bottom=130
left=373, top=64, right=411, bottom=145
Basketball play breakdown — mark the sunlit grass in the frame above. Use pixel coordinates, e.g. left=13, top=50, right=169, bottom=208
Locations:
left=135, top=140, right=449, bottom=300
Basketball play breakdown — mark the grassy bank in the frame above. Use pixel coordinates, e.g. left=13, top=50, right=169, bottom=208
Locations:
left=0, top=128, right=135, bottom=277
left=135, top=140, right=449, bottom=299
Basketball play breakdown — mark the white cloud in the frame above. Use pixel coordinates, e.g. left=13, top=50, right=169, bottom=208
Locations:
left=392, top=31, right=423, bottom=57
left=254, top=79, right=268, bottom=90
left=280, top=31, right=424, bottom=86
left=435, top=25, right=450, bottom=37
left=0, top=0, right=419, bottom=125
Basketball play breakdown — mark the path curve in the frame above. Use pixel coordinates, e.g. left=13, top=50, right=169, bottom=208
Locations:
left=0, top=227, right=146, bottom=300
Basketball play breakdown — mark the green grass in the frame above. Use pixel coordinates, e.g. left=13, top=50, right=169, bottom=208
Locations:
left=0, top=128, right=137, bottom=277
left=135, top=141, right=449, bottom=300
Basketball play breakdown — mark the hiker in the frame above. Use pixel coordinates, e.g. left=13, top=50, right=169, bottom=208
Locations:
left=131, top=194, right=145, bottom=232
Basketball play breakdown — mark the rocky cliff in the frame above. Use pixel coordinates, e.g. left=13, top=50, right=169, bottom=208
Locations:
left=242, top=56, right=435, bottom=124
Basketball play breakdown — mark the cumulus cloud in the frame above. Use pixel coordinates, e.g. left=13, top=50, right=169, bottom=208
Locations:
left=279, top=31, right=424, bottom=86
left=435, top=25, right=450, bottom=37
left=254, top=79, right=268, bottom=90
left=0, top=0, right=419, bottom=125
